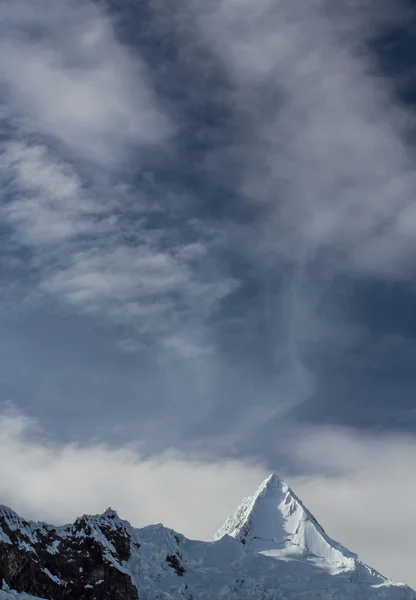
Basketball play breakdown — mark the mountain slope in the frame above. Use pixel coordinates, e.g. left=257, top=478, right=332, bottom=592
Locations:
left=214, top=473, right=357, bottom=564
left=1, top=474, right=414, bottom=600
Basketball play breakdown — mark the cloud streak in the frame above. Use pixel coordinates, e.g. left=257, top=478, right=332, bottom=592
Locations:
left=188, top=0, right=416, bottom=416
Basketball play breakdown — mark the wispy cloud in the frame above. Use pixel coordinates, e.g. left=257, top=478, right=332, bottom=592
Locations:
left=1, top=142, right=104, bottom=245
left=190, top=0, right=416, bottom=411
left=0, top=134, right=237, bottom=357
left=0, top=0, right=171, bottom=165
left=197, top=0, right=416, bottom=278
left=0, top=0, right=240, bottom=359
left=40, top=242, right=237, bottom=355
left=1, top=0, right=416, bottom=450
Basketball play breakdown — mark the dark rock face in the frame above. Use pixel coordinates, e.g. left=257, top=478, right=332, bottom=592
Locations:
left=0, top=507, right=139, bottom=600
left=165, top=553, right=185, bottom=577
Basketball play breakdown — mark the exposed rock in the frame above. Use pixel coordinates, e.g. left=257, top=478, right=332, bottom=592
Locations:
left=0, top=508, right=138, bottom=600
left=165, top=553, right=184, bottom=577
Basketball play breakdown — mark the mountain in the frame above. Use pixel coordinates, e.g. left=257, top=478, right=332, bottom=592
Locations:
left=0, top=474, right=414, bottom=600
left=214, top=473, right=357, bottom=563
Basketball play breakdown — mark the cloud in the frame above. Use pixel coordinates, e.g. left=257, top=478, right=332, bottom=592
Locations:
left=0, top=136, right=235, bottom=357
left=0, top=0, right=241, bottom=359
left=181, top=0, right=416, bottom=420
left=0, top=409, right=267, bottom=540
left=0, top=142, right=237, bottom=356
left=40, top=243, right=238, bottom=356
left=2, top=409, right=416, bottom=587
left=0, top=0, right=171, bottom=165
left=289, top=425, right=416, bottom=587
left=197, top=0, right=416, bottom=280
left=0, top=142, right=105, bottom=245
left=1, top=0, right=416, bottom=474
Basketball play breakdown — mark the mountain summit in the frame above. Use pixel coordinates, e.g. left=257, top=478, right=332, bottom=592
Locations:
left=215, top=473, right=356, bottom=565
left=0, top=474, right=415, bottom=600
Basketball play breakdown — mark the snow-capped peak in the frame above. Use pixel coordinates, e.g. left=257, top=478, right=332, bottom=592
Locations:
left=1, top=476, right=415, bottom=600
left=214, top=473, right=357, bottom=566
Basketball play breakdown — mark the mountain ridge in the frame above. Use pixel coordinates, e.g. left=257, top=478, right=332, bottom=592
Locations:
left=1, top=473, right=414, bottom=600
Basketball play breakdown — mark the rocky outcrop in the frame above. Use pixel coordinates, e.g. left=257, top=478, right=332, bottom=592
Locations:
left=0, top=507, right=138, bottom=600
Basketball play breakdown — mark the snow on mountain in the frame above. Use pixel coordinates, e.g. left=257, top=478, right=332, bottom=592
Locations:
left=214, top=473, right=356, bottom=563
left=1, top=474, right=415, bottom=600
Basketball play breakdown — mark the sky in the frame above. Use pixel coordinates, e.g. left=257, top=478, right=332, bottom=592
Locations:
left=1, top=0, right=416, bottom=588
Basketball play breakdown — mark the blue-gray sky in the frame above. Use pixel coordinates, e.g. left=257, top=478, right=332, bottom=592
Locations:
left=1, top=0, right=416, bottom=587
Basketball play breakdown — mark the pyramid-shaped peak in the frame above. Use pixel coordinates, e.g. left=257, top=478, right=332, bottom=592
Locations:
left=263, top=472, right=285, bottom=486
left=255, top=473, right=290, bottom=496
left=214, top=473, right=293, bottom=542
left=215, top=473, right=357, bottom=566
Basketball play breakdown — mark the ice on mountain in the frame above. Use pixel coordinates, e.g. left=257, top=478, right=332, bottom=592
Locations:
left=0, top=475, right=415, bottom=600
left=215, top=473, right=357, bottom=566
